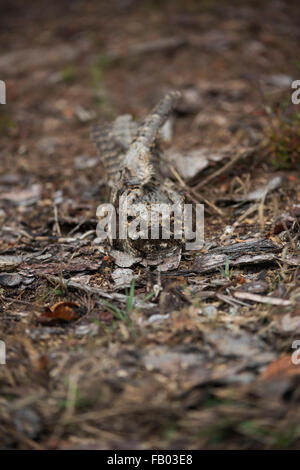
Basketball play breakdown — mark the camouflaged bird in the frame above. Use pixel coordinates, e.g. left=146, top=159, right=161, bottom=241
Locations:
left=92, top=91, right=184, bottom=262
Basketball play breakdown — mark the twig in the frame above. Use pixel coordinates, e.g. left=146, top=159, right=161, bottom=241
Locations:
left=217, top=293, right=249, bottom=307
left=233, top=291, right=292, bottom=306
left=169, top=165, right=224, bottom=216
left=220, top=203, right=259, bottom=242
left=193, top=148, right=254, bottom=191
left=53, top=204, right=62, bottom=237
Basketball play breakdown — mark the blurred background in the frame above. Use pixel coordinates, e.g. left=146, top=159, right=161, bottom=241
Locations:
left=0, top=0, right=299, bottom=204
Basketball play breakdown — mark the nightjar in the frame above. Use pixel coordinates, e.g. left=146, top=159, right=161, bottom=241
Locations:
left=92, top=91, right=185, bottom=259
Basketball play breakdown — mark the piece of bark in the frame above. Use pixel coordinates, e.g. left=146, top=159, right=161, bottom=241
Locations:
left=193, top=239, right=282, bottom=273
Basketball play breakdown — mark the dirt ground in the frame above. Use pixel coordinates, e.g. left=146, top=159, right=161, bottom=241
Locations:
left=0, top=0, right=300, bottom=450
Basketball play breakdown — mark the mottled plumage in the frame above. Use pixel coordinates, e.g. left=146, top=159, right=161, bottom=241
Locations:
left=92, top=91, right=184, bottom=258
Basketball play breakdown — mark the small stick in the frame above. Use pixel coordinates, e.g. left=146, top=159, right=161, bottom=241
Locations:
left=220, top=203, right=259, bottom=242
left=53, top=204, right=62, bottom=237
left=193, top=148, right=254, bottom=191
left=233, top=291, right=292, bottom=306
left=170, top=165, right=224, bottom=217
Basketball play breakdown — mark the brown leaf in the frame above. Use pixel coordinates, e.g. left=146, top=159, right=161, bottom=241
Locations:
left=37, top=301, right=83, bottom=325
left=235, top=274, right=246, bottom=284
left=260, top=355, right=300, bottom=381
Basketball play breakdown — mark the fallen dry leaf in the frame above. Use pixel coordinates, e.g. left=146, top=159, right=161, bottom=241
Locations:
left=37, top=301, right=84, bottom=325
left=260, top=355, right=300, bottom=381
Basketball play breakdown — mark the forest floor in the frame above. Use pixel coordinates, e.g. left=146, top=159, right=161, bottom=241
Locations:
left=0, top=0, right=300, bottom=450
